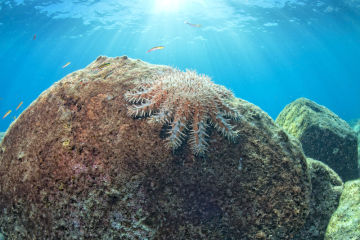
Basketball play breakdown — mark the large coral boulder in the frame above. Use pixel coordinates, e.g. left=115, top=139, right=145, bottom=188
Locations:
left=276, top=98, right=358, bottom=181
left=294, top=158, right=343, bottom=240
left=325, top=179, right=360, bottom=240
left=0, top=56, right=311, bottom=239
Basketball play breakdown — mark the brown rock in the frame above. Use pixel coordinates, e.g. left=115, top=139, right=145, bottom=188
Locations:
left=0, top=56, right=310, bottom=239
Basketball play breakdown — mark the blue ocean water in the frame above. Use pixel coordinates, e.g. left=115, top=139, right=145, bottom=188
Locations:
left=1, top=0, right=360, bottom=132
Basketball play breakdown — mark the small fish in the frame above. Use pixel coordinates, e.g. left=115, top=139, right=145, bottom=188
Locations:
left=16, top=101, right=23, bottom=111
left=62, top=62, right=71, bottom=68
left=2, top=110, right=11, bottom=119
left=13, top=116, right=16, bottom=120
left=96, top=62, right=111, bottom=70
left=184, top=21, right=201, bottom=28
left=147, top=46, right=165, bottom=53
left=33, top=34, right=36, bottom=40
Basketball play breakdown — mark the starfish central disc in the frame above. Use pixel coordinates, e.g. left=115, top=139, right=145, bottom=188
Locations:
left=124, top=69, right=241, bottom=155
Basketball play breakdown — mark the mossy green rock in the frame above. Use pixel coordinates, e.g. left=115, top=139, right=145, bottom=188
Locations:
left=350, top=119, right=360, bottom=135
left=349, top=119, right=360, bottom=174
left=276, top=98, right=358, bottom=181
left=325, top=179, right=360, bottom=240
left=294, top=158, right=343, bottom=240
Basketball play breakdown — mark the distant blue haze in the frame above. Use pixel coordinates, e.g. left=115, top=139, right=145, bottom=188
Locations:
left=1, top=0, right=360, bottom=131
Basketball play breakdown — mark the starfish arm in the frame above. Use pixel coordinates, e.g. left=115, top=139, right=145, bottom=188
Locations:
left=148, top=109, right=171, bottom=123
left=166, top=118, right=187, bottom=150
left=124, top=89, right=151, bottom=103
left=189, top=109, right=209, bottom=155
left=127, top=101, right=155, bottom=117
left=189, top=120, right=209, bottom=155
left=211, top=113, right=239, bottom=141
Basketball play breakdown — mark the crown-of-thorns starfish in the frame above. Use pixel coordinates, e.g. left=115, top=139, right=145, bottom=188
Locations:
left=124, top=69, right=242, bottom=155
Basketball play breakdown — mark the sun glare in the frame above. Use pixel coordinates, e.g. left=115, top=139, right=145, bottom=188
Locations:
left=153, top=0, right=182, bottom=13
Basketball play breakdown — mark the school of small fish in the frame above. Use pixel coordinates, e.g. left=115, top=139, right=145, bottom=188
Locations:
left=147, top=20, right=201, bottom=53
left=2, top=20, right=203, bottom=124
left=2, top=101, right=23, bottom=120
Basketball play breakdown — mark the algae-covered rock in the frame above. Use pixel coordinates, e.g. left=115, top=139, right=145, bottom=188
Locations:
left=294, top=158, right=343, bottom=240
left=0, top=56, right=311, bottom=239
left=276, top=98, right=358, bottom=181
left=325, top=179, right=360, bottom=240
left=349, top=119, right=360, bottom=135
left=349, top=119, right=360, bottom=174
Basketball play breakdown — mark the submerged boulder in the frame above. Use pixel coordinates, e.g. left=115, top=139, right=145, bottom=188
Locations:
left=0, top=56, right=310, bottom=239
left=294, top=158, right=343, bottom=240
left=325, top=179, right=360, bottom=240
left=276, top=98, right=358, bottom=181
left=349, top=119, right=360, bottom=173
left=349, top=119, right=360, bottom=135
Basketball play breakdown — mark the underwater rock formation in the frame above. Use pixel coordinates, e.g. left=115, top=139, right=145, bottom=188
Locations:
left=325, top=179, right=360, bottom=240
left=349, top=119, right=360, bottom=174
left=349, top=118, right=360, bottom=135
left=276, top=98, right=358, bottom=181
left=294, top=158, right=343, bottom=240
left=0, top=56, right=310, bottom=239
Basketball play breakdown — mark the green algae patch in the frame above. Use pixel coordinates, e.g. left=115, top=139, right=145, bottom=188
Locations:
left=325, top=179, right=360, bottom=240
left=276, top=98, right=358, bottom=181
left=294, top=158, right=343, bottom=240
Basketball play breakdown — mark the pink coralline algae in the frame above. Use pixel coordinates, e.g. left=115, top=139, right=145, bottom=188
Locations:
left=124, top=69, right=242, bottom=155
